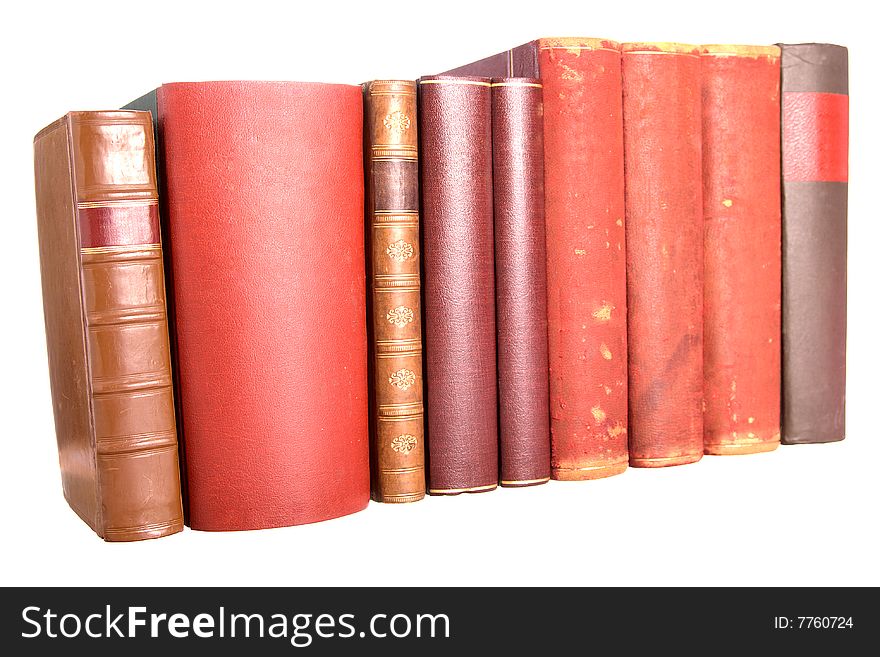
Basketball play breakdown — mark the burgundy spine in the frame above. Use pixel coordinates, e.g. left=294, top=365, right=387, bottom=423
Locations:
left=491, top=78, right=551, bottom=487
left=622, top=43, right=705, bottom=467
left=419, top=76, right=498, bottom=494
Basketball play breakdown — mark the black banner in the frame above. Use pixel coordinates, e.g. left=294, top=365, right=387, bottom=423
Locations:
left=1, top=587, right=873, bottom=654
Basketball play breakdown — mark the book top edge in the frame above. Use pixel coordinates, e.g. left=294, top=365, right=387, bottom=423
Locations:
left=701, top=44, right=781, bottom=58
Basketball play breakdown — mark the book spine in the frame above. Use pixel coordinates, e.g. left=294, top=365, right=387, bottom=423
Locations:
left=158, top=82, right=370, bottom=530
left=778, top=44, right=848, bottom=444
left=701, top=45, right=782, bottom=455
left=537, top=39, right=629, bottom=480
left=70, top=112, right=183, bottom=540
left=491, top=78, right=551, bottom=486
left=622, top=43, right=704, bottom=467
left=419, top=76, right=498, bottom=494
left=363, top=80, right=426, bottom=503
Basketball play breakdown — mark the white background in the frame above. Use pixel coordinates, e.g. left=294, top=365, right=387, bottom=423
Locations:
left=1, top=0, right=876, bottom=587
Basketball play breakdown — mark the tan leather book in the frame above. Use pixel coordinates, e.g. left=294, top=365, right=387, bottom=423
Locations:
left=363, top=80, right=426, bottom=502
left=33, top=111, right=184, bottom=541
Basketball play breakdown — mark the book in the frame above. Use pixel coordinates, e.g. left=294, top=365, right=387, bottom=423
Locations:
left=778, top=43, right=848, bottom=444
left=621, top=43, right=704, bottom=467
left=446, top=38, right=629, bottom=481
left=363, top=80, right=426, bottom=502
left=129, top=81, right=370, bottom=530
left=701, top=45, right=782, bottom=455
left=419, top=76, right=498, bottom=494
left=33, top=111, right=184, bottom=541
left=491, top=78, right=551, bottom=487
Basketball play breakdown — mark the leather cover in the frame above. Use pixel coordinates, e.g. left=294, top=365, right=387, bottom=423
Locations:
left=492, top=78, right=551, bottom=487
left=701, top=45, right=782, bottom=455
left=157, top=82, right=370, bottom=529
left=363, top=80, right=426, bottom=502
left=446, top=38, right=629, bottom=481
left=778, top=44, right=848, bottom=444
left=622, top=43, right=704, bottom=467
left=419, top=76, right=498, bottom=494
left=33, top=111, right=184, bottom=541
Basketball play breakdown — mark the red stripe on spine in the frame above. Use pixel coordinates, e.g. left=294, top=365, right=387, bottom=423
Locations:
left=783, top=92, right=849, bottom=183
left=78, top=204, right=160, bottom=248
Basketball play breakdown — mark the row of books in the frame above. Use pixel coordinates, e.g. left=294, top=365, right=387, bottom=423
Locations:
left=33, top=38, right=848, bottom=541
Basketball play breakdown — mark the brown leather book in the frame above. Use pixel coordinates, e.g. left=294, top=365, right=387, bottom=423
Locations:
left=778, top=44, right=848, bottom=444
left=701, top=45, right=782, bottom=455
left=622, top=43, right=704, bottom=467
left=445, top=38, right=629, bottom=481
left=363, top=80, right=426, bottom=502
left=33, top=111, right=184, bottom=541
left=419, top=76, right=498, bottom=494
left=491, top=78, right=551, bottom=486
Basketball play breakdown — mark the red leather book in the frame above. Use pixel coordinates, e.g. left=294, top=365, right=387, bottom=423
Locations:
left=150, top=82, right=370, bottom=530
left=778, top=43, right=848, bottom=444
left=622, top=43, right=704, bottom=467
left=491, top=78, right=551, bottom=487
left=701, top=46, right=782, bottom=455
left=419, top=76, right=498, bottom=494
left=445, top=38, right=629, bottom=481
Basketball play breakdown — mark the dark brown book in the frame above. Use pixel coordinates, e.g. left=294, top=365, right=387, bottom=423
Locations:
left=419, top=75, right=498, bottom=494
left=363, top=80, right=426, bottom=502
left=779, top=44, right=848, bottom=444
left=33, top=111, right=184, bottom=541
left=491, top=78, right=551, bottom=486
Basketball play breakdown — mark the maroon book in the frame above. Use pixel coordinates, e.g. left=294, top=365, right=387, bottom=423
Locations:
left=491, top=78, right=551, bottom=487
left=419, top=76, right=498, bottom=494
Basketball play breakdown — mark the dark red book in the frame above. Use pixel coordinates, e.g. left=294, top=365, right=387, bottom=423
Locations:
left=419, top=76, right=498, bottom=494
left=131, top=81, right=371, bottom=530
left=491, top=78, right=551, bottom=487
left=446, top=38, right=629, bottom=481
left=622, top=42, right=704, bottom=467
left=701, top=45, right=782, bottom=455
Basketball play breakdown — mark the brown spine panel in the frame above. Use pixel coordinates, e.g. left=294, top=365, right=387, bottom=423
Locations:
left=537, top=38, right=629, bottom=480
left=491, top=78, right=551, bottom=486
left=34, top=111, right=183, bottom=540
left=419, top=76, right=498, bottom=494
left=622, top=43, right=704, bottom=467
left=363, top=80, right=426, bottom=502
left=701, top=45, right=782, bottom=455
left=779, top=44, right=848, bottom=444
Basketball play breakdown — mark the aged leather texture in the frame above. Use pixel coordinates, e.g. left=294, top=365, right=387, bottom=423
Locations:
left=779, top=44, right=848, bottom=444
left=419, top=76, right=498, bottom=494
left=34, top=111, right=184, bottom=541
left=446, top=39, right=629, bottom=480
left=158, top=81, right=370, bottom=529
left=491, top=78, right=551, bottom=486
left=364, top=80, right=426, bottom=502
left=622, top=43, right=704, bottom=467
left=701, top=45, right=782, bottom=455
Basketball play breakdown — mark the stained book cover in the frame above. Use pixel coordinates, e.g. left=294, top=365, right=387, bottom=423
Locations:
left=701, top=45, right=782, bottom=455
left=622, top=42, right=704, bottom=466
left=33, top=111, right=184, bottom=541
